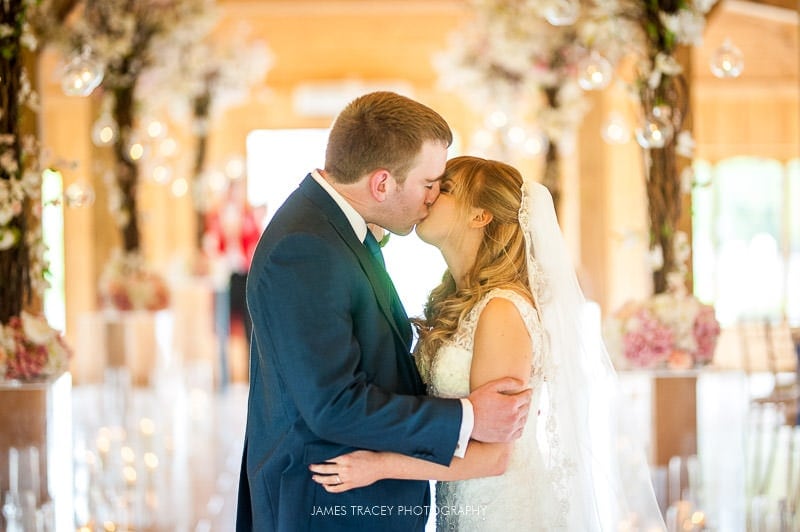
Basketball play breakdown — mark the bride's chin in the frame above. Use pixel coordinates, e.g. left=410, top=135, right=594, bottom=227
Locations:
left=414, top=225, right=430, bottom=243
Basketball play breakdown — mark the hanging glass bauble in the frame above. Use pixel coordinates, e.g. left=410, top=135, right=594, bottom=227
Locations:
left=91, top=114, right=118, bottom=147
left=64, top=182, right=96, bottom=208
left=710, top=39, right=744, bottom=79
left=635, top=110, right=673, bottom=149
left=543, top=0, right=579, bottom=26
left=601, top=112, right=631, bottom=144
left=61, top=51, right=104, bottom=97
left=577, top=51, right=613, bottom=91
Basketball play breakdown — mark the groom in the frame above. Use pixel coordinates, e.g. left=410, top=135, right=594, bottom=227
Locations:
left=236, top=92, right=531, bottom=531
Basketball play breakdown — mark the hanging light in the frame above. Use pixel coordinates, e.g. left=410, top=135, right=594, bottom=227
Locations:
left=635, top=107, right=674, bottom=149
left=124, top=134, right=148, bottom=163
left=91, top=114, right=118, bottom=147
left=710, top=38, right=744, bottom=79
left=601, top=111, right=631, bottom=144
left=61, top=47, right=104, bottom=97
left=157, top=137, right=178, bottom=159
left=486, top=110, right=509, bottom=129
left=151, top=164, right=172, bottom=184
left=504, top=126, right=527, bottom=146
left=171, top=177, right=189, bottom=198
left=523, top=132, right=548, bottom=156
left=224, top=155, right=246, bottom=180
left=577, top=51, right=613, bottom=91
left=543, top=0, right=580, bottom=26
left=145, top=119, right=167, bottom=140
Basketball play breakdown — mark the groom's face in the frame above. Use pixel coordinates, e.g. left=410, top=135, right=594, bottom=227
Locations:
left=381, top=140, right=447, bottom=235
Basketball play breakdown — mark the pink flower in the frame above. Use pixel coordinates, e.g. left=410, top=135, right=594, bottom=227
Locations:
left=693, top=305, right=720, bottom=364
left=1, top=313, right=72, bottom=381
left=622, top=309, right=674, bottom=368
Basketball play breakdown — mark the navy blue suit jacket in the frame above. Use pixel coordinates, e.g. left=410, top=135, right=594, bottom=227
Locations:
left=236, top=175, right=463, bottom=531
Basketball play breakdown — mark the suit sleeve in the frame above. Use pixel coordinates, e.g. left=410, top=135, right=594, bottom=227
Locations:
left=248, top=233, right=462, bottom=465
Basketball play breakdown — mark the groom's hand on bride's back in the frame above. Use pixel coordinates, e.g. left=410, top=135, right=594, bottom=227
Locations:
left=468, top=377, right=531, bottom=443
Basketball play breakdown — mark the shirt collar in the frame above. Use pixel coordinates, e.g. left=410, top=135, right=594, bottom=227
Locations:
left=311, top=169, right=368, bottom=242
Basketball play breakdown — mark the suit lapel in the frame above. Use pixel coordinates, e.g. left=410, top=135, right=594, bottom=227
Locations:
left=299, top=175, right=412, bottom=348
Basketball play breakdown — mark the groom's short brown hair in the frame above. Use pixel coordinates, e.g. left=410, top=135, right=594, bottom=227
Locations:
left=324, top=91, right=453, bottom=185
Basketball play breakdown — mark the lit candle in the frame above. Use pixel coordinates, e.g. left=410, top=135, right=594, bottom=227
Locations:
left=139, top=417, right=155, bottom=452
left=96, top=429, right=111, bottom=471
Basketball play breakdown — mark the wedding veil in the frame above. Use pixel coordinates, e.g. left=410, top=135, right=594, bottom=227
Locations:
left=520, top=179, right=666, bottom=531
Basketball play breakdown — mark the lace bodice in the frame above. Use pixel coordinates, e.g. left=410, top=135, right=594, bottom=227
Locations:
left=426, top=288, right=545, bottom=399
left=422, top=289, right=566, bottom=531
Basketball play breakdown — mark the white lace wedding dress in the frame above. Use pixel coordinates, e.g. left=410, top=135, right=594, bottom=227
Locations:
left=425, top=288, right=568, bottom=531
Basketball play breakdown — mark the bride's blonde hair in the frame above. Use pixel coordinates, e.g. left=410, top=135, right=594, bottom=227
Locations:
left=414, top=156, right=532, bottom=378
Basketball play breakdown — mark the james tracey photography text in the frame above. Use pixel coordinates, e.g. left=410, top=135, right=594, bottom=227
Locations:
left=310, top=505, right=487, bottom=517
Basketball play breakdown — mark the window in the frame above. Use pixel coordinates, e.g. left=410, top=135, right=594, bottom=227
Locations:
left=692, top=157, right=799, bottom=326
left=42, top=169, right=65, bottom=331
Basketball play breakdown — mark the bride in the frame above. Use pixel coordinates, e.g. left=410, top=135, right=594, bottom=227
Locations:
left=310, top=156, right=665, bottom=531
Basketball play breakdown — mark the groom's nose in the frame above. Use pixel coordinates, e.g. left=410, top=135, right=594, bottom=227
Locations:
left=424, top=182, right=440, bottom=207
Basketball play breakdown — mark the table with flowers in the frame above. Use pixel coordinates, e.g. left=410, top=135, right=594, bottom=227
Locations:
left=604, top=284, right=721, bottom=467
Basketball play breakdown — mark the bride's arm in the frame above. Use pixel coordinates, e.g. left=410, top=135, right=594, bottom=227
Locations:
left=310, top=297, right=533, bottom=492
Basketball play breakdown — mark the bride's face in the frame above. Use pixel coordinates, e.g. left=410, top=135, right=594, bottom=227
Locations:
left=415, top=176, right=470, bottom=248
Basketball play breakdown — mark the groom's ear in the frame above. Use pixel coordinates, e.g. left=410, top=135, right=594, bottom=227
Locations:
left=368, top=169, right=391, bottom=202
left=470, top=208, right=493, bottom=228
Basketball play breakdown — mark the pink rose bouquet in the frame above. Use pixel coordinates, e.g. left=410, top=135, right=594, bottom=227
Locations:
left=604, top=289, right=721, bottom=370
left=0, top=311, right=72, bottom=381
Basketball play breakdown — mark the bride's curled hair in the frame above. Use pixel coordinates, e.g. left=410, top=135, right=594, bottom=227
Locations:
left=414, top=156, right=533, bottom=381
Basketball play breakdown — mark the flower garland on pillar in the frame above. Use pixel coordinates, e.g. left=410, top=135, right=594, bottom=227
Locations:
left=0, top=0, right=71, bottom=381
left=49, top=0, right=213, bottom=310
left=433, top=1, right=597, bottom=218
left=587, top=0, right=717, bottom=294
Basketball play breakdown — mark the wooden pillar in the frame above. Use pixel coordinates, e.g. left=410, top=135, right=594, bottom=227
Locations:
left=651, top=375, right=698, bottom=466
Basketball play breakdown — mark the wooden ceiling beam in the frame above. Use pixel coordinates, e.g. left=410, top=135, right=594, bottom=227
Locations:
left=742, top=0, right=799, bottom=12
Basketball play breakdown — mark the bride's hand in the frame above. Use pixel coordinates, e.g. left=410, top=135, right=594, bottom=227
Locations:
left=309, top=450, right=383, bottom=492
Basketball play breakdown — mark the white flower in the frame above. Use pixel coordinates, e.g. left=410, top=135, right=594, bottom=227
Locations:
left=675, top=130, right=695, bottom=158
left=672, top=10, right=708, bottom=46
left=693, top=0, right=719, bottom=14
left=0, top=227, right=19, bottom=250
left=20, top=311, right=58, bottom=345
left=648, top=245, right=664, bottom=270
left=673, top=231, right=691, bottom=265
left=656, top=53, right=683, bottom=76
left=0, top=322, right=13, bottom=352
left=0, top=205, right=14, bottom=226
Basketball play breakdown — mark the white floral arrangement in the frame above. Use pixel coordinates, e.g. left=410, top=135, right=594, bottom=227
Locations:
left=432, top=0, right=593, bottom=149
left=98, top=251, right=170, bottom=312
left=0, top=311, right=71, bottom=381
left=433, top=0, right=717, bottom=157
